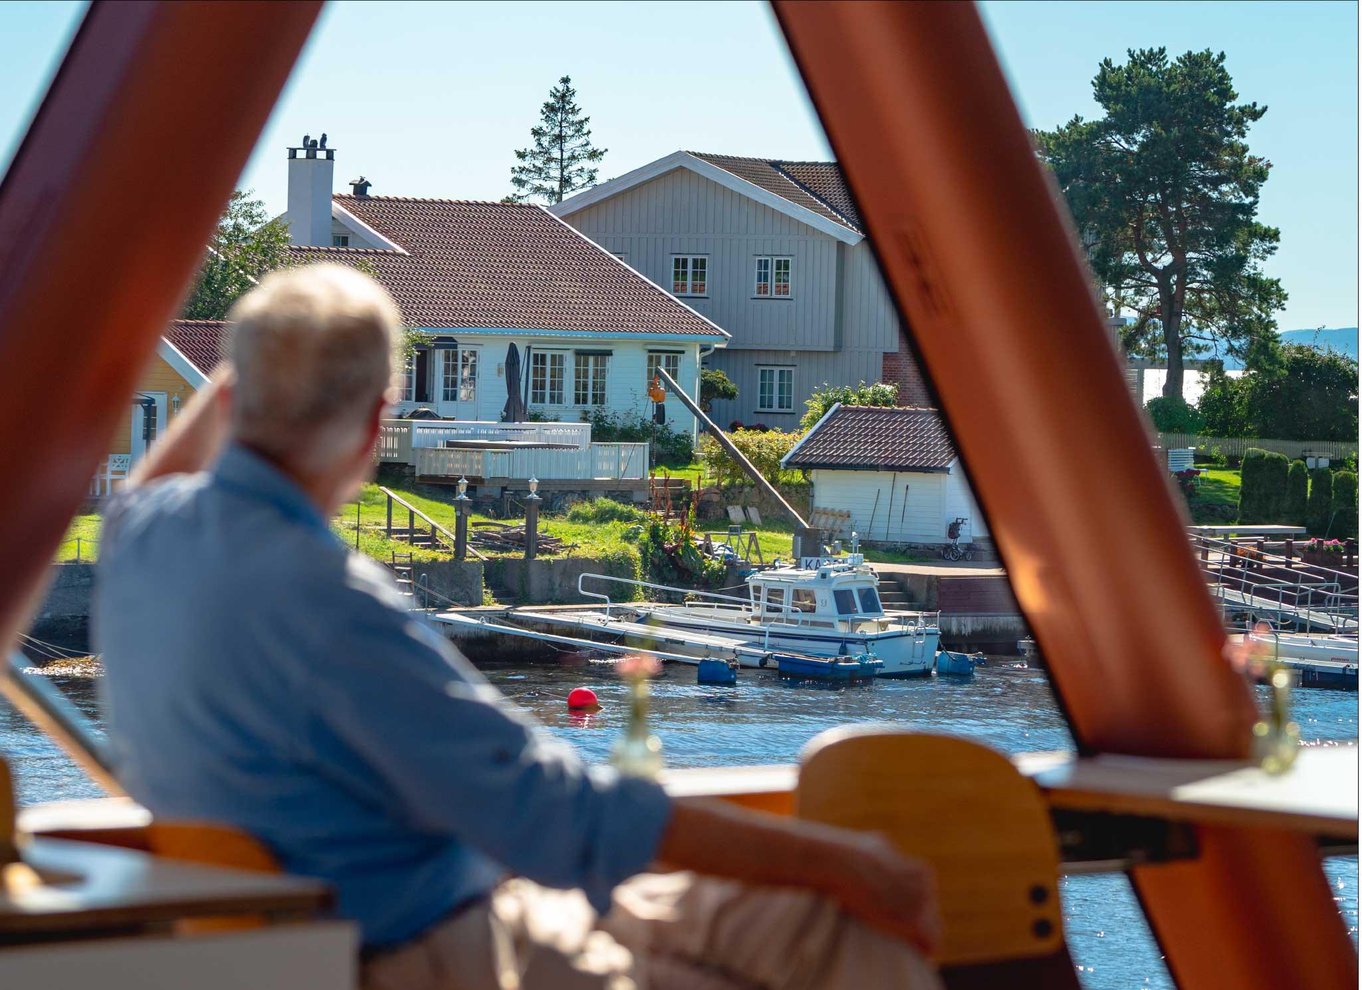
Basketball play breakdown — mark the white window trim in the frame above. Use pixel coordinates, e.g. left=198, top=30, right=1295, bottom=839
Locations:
left=753, top=255, right=793, bottom=300
left=646, top=351, right=682, bottom=388
left=670, top=254, right=709, bottom=297
left=756, top=365, right=795, bottom=413
left=530, top=350, right=567, bottom=406
left=574, top=352, right=610, bottom=407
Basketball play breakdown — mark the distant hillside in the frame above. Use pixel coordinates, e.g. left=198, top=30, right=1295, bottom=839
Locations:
left=1211, top=327, right=1357, bottom=370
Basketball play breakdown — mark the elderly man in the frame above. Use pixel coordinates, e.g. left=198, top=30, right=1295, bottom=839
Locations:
left=96, top=265, right=941, bottom=990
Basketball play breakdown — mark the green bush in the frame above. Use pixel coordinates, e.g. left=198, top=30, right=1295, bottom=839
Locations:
left=1145, top=396, right=1204, bottom=434
left=583, top=408, right=693, bottom=468
left=1238, top=448, right=1288, bottom=524
left=565, top=497, right=647, bottom=525
left=1284, top=460, right=1309, bottom=526
left=1329, top=471, right=1358, bottom=540
left=800, top=381, right=899, bottom=431
left=700, top=368, right=738, bottom=411
left=698, top=429, right=803, bottom=487
left=1308, top=468, right=1334, bottom=536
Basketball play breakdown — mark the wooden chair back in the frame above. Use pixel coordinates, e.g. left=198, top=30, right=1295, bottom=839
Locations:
left=796, top=728, right=1079, bottom=986
left=146, top=821, right=282, bottom=933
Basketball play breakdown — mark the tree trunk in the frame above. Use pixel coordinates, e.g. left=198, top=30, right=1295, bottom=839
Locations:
left=1160, top=281, right=1183, bottom=399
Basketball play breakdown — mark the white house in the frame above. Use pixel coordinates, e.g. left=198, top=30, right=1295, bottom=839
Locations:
left=783, top=404, right=988, bottom=546
left=282, top=139, right=729, bottom=437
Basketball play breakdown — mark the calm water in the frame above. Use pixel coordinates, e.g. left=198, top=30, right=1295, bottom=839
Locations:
left=3, top=654, right=1356, bottom=989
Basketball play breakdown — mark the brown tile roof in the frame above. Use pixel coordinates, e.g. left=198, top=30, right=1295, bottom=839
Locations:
left=785, top=405, right=955, bottom=473
left=294, top=197, right=726, bottom=338
left=164, top=319, right=229, bottom=377
left=688, top=153, right=862, bottom=233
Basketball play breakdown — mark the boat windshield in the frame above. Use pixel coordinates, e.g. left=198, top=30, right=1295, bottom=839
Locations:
left=857, top=586, right=883, bottom=615
left=833, top=589, right=857, bottom=615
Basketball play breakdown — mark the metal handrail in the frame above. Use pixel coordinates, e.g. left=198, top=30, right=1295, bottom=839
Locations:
left=578, top=572, right=756, bottom=617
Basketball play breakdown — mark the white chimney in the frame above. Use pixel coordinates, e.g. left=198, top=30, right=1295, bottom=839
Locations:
left=286, top=133, right=335, bottom=247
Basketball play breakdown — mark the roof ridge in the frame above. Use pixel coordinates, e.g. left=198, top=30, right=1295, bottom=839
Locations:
left=334, top=194, right=537, bottom=207
left=168, top=318, right=229, bottom=325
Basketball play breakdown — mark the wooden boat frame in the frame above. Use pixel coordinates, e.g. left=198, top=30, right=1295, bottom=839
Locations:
left=0, top=2, right=1354, bottom=987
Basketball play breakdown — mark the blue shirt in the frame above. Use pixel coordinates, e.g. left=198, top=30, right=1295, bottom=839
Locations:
left=94, top=444, right=672, bottom=948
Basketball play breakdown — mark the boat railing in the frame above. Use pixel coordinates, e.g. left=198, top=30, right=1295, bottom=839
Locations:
left=578, top=572, right=756, bottom=619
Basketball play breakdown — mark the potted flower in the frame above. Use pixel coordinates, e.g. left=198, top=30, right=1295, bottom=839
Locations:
left=1301, top=538, right=1346, bottom=568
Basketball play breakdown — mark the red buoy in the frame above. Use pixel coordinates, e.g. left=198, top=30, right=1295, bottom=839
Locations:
left=567, top=687, right=600, bottom=711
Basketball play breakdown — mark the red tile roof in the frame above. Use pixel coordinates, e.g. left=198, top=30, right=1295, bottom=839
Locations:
left=688, top=153, right=862, bottom=233
left=786, top=405, right=955, bottom=473
left=293, top=197, right=727, bottom=338
left=164, top=319, right=229, bottom=377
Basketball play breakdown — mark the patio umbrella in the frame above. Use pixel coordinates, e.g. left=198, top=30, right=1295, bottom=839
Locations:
left=501, top=342, right=526, bottom=422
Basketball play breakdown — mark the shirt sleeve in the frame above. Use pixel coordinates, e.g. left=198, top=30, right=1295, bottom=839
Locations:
left=296, top=566, right=673, bottom=912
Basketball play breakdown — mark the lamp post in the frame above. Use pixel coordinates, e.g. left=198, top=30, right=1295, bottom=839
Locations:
left=524, top=477, right=540, bottom=560
left=454, top=477, right=470, bottom=561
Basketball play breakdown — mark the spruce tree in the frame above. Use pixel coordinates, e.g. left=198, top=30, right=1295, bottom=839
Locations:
left=510, top=76, right=606, bottom=204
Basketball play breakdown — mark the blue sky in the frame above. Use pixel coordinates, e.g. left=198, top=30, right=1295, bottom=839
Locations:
left=2, top=1, right=1355, bottom=331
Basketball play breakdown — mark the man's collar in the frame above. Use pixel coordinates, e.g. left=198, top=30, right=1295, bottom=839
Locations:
left=212, top=443, right=331, bottom=534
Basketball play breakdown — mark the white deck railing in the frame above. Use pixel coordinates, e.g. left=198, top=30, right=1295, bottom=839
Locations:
left=414, top=442, right=648, bottom=482
left=379, top=419, right=591, bottom=463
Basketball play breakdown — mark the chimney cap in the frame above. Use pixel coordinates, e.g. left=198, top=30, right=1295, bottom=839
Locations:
left=350, top=176, right=372, bottom=197
left=288, top=132, right=334, bottom=160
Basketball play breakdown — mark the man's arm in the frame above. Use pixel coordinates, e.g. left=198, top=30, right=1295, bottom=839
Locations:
left=127, top=371, right=234, bottom=488
left=658, top=797, right=941, bottom=954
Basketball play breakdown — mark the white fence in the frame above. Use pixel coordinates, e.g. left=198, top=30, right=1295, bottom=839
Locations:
left=1158, top=433, right=1358, bottom=462
left=414, top=443, right=648, bottom=482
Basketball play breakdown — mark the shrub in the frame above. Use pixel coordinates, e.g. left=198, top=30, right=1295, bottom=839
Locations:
left=1238, top=448, right=1288, bottom=524
left=583, top=408, right=693, bottom=468
left=565, top=497, right=647, bottom=526
left=1145, top=396, right=1204, bottom=434
left=1308, top=467, right=1334, bottom=536
left=700, top=369, right=738, bottom=411
left=1330, top=471, right=1358, bottom=540
left=1285, top=460, right=1309, bottom=526
left=800, top=381, right=899, bottom=431
left=698, top=429, right=803, bottom=487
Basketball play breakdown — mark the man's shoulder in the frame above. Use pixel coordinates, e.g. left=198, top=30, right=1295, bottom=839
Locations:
left=101, top=472, right=213, bottom=548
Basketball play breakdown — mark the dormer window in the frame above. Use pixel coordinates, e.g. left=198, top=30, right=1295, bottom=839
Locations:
left=332, top=234, right=350, bottom=247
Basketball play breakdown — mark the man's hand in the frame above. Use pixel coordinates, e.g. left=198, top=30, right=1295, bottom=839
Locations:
left=658, top=797, right=942, bottom=955
left=128, top=369, right=234, bottom=487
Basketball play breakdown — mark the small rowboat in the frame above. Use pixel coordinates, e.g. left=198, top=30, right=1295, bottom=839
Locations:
left=936, top=650, right=984, bottom=677
left=776, top=653, right=882, bottom=682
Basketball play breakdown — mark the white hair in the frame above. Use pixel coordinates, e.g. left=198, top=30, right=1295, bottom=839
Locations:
left=226, top=264, right=402, bottom=465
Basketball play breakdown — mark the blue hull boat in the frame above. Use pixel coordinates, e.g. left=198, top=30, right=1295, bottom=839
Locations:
left=776, top=653, right=882, bottom=682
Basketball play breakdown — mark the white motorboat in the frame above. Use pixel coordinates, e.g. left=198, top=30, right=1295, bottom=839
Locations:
left=1246, top=630, right=1360, bottom=665
left=509, top=552, right=940, bottom=678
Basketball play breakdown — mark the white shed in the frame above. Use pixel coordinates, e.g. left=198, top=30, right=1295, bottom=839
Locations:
left=782, top=404, right=988, bottom=545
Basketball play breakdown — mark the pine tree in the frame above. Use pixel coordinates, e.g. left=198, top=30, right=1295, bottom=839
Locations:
left=510, top=76, right=606, bottom=204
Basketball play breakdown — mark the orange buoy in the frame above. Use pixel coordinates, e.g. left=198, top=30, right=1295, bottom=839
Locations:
left=567, top=687, right=600, bottom=711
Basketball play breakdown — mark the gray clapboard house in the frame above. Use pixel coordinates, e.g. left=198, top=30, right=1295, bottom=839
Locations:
left=552, top=151, right=930, bottom=428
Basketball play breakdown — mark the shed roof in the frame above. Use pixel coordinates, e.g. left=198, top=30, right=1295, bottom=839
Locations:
left=784, top=405, right=956, bottom=473
left=164, top=319, right=230, bottom=377
left=293, top=197, right=727, bottom=339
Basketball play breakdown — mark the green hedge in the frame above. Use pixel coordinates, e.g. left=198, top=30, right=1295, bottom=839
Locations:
left=1330, top=471, right=1358, bottom=540
left=1307, top=467, right=1334, bottom=536
left=1238, top=448, right=1289, bottom=524
left=1284, top=460, right=1309, bottom=526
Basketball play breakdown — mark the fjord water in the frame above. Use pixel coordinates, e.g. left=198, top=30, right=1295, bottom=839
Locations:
left=4, top=656, right=1356, bottom=989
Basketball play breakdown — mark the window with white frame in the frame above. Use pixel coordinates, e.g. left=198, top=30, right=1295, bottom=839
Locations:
left=574, top=352, right=609, bottom=406
left=530, top=350, right=566, bottom=405
left=754, top=256, right=792, bottom=298
left=400, top=354, right=415, bottom=402
left=440, top=350, right=460, bottom=402
left=458, top=348, right=478, bottom=403
left=757, top=366, right=794, bottom=411
left=671, top=255, right=707, bottom=296
left=646, top=351, right=681, bottom=388
left=332, top=234, right=350, bottom=247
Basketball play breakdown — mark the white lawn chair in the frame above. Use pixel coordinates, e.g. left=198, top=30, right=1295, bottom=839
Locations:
left=726, top=505, right=746, bottom=526
left=746, top=506, right=763, bottom=527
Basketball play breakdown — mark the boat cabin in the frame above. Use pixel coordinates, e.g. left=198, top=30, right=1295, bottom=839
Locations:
left=750, top=555, right=886, bottom=626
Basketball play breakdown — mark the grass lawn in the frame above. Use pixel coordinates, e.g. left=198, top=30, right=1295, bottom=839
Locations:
left=55, top=514, right=102, bottom=563
left=1188, top=467, right=1241, bottom=524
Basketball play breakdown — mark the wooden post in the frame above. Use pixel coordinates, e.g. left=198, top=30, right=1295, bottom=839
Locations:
left=386, top=495, right=393, bottom=538
left=455, top=481, right=470, bottom=561
left=408, top=508, right=415, bottom=542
